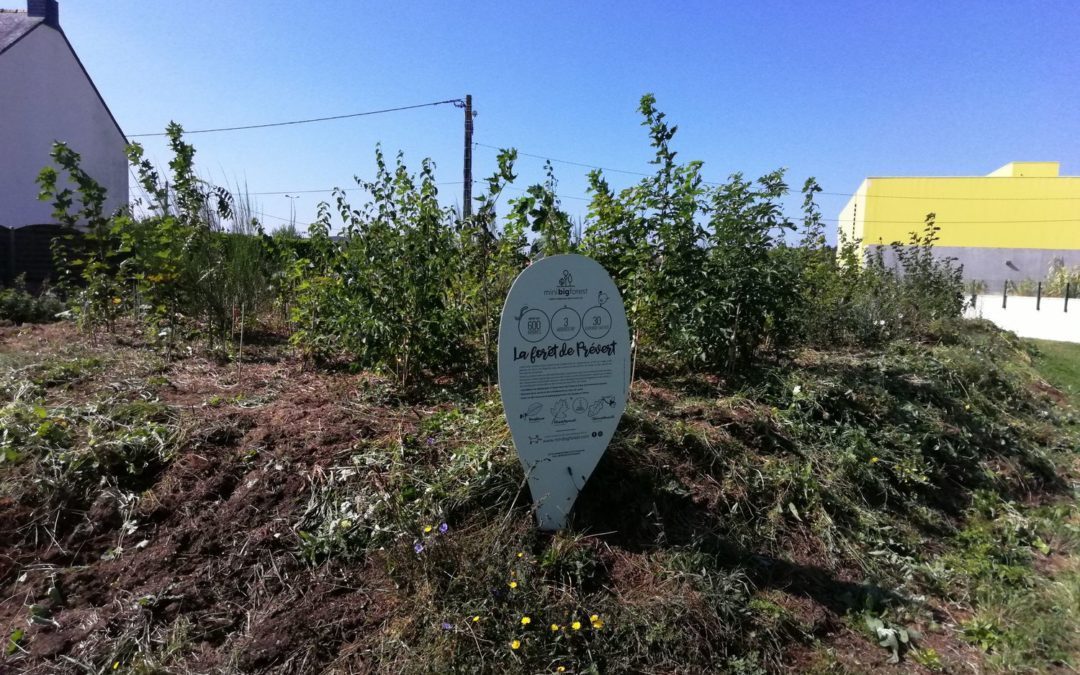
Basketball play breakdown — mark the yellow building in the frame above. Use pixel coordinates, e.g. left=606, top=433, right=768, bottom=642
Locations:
left=838, top=162, right=1080, bottom=285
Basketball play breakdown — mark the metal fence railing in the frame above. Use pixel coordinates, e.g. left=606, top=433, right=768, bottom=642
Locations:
left=970, top=279, right=1073, bottom=312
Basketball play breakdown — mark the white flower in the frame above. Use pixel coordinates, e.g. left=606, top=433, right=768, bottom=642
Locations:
left=878, top=319, right=886, bottom=326
left=792, top=385, right=802, bottom=396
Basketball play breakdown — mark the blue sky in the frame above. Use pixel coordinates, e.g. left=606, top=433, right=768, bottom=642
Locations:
left=52, top=0, right=1080, bottom=237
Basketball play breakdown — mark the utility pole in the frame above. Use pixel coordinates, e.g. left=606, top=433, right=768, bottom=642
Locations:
left=463, top=94, right=473, bottom=218
left=284, top=194, right=298, bottom=229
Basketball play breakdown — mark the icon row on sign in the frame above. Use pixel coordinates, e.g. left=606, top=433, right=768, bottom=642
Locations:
left=516, top=305, right=613, bottom=343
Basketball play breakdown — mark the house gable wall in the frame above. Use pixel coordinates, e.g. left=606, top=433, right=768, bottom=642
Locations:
left=0, top=24, right=127, bottom=228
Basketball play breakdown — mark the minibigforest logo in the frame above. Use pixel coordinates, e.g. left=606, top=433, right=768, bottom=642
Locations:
left=546, top=270, right=588, bottom=298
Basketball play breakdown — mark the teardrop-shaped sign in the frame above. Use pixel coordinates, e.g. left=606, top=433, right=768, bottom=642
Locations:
left=498, top=254, right=630, bottom=530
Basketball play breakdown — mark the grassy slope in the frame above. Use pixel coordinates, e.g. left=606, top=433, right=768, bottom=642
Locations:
left=0, top=320, right=1078, bottom=673
left=1030, top=339, right=1080, bottom=404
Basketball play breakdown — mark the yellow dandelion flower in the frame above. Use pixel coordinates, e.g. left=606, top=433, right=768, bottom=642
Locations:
left=557, top=668, right=566, bottom=673
left=113, top=663, right=120, bottom=671
left=510, top=639, right=521, bottom=650
left=869, top=456, right=879, bottom=463
left=509, top=581, right=518, bottom=589
left=111, top=297, right=121, bottom=305
left=423, top=525, right=433, bottom=534
left=472, top=615, right=480, bottom=623
left=550, top=623, right=560, bottom=632
left=517, top=551, right=524, bottom=558
left=520, top=616, right=532, bottom=626
left=589, top=614, right=599, bottom=622
left=571, top=620, right=582, bottom=631
left=592, top=618, right=605, bottom=629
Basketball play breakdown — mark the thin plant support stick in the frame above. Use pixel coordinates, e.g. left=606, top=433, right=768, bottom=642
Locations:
left=237, top=302, right=245, bottom=384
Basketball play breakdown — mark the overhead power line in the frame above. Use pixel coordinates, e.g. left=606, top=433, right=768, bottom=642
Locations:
left=247, top=182, right=469, bottom=196
left=813, top=216, right=1080, bottom=224
left=817, top=190, right=1080, bottom=201
left=475, top=141, right=1080, bottom=201
left=128, top=181, right=468, bottom=196
left=474, top=142, right=654, bottom=179
left=255, top=211, right=297, bottom=224
left=129, top=98, right=464, bottom=137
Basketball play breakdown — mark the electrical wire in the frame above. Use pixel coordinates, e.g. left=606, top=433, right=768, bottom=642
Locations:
left=128, top=98, right=464, bottom=137
left=474, top=141, right=1080, bottom=201
left=127, top=179, right=1075, bottom=224
left=254, top=211, right=296, bottom=223
left=128, top=181, right=469, bottom=196
left=473, top=141, right=654, bottom=179
left=247, top=181, right=468, bottom=196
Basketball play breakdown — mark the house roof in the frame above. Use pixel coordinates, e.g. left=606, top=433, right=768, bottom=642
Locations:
left=0, top=8, right=125, bottom=140
left=0, top=10, right=43, bottom=55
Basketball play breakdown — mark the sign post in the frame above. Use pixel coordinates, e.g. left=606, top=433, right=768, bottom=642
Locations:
left=498, top=254, right=630, bottom=530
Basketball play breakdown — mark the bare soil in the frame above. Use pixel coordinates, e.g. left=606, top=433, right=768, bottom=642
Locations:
left=0, top=323, right=420, bottom=672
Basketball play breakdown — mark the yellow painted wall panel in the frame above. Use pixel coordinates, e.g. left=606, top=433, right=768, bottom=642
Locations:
left=987, top=162, right=1059, bottom=177
left=859, top=176, right=1080, bottom=250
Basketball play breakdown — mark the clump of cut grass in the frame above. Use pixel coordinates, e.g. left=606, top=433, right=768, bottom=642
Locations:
left=0, top=374, right=182, bottom=507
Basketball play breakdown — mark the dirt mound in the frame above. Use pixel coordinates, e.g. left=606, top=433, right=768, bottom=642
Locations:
left=0, top=324, right=415, bottom=672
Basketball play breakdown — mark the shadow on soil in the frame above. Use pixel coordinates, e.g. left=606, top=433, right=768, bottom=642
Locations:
left=568, top=450, right=906, bottom=618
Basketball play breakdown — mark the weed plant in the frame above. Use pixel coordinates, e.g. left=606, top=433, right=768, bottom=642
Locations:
left=0, top=275, right=64, bottom=324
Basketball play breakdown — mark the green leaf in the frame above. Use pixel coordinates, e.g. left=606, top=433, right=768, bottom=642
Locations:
left=1033, top=536, right=1051, bottom=555
left=6, top=627, right=24, bottom=655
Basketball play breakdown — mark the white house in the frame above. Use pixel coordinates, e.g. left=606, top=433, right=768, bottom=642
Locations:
left=0, top=0, right=127, bottom=230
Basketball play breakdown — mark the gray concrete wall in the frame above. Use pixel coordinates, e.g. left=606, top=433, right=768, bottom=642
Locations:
left=868, top=245, right=1080, bottom=286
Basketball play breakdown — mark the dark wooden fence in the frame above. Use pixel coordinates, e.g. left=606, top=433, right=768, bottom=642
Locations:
left=0, top=224, right=75, bottom=288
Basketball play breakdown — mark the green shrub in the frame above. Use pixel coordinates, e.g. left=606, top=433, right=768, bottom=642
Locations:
left=0, top=276, right=65, bottom=324
left=38, top=125, right=286, bottom=354
left=1045, top=257, right=1080, bottom=297
left=582, top=94, right=802, bottom=372
left=289, top=149, right=476, bottom=386
left=125, top=127, right=281, bottom=351
left=800, top=216, right=966, bottom=348
left=35, top=96, right=970, bottom=380
left=37, top=143, right=127, bottom=331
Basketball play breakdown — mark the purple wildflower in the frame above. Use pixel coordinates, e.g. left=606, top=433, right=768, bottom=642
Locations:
left=426, top=436, right=435, bottom=446
left=441, top=622, right=453, bottom=631
left=438, top=522, right=449, bottom=534
left=414, top=542, right=424, bottom=554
